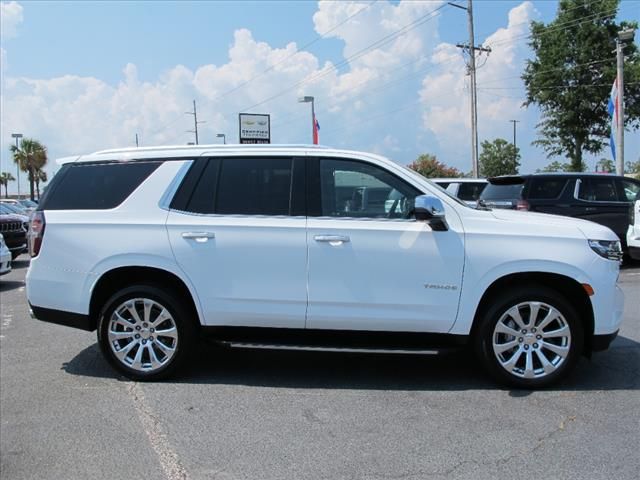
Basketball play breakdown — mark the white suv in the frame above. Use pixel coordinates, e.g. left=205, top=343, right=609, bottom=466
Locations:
left=628, top=190, right=640, bottom=260
left=26, top=145, right=624, bottom=387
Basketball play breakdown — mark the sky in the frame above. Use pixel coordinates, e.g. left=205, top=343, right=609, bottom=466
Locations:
left=1, top=0, right=639, bottom=195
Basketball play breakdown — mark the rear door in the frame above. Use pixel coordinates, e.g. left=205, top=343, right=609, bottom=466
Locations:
left=571, top=176, right=629, bottom=240
left=166, top=156, right=307, bottom=328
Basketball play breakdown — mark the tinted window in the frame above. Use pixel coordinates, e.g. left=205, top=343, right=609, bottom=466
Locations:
left=577, top=177, right=618, bottom=202
left=480, top=183, right=524, bottom=200
left=40, top=161, right=162, bottom=210
left=457, top=182, right=487, bottom=201
left=318, top=159, right=419, bottom=218
left=216, top=158, right=293, bottom=215
left=435, top=182, right=451, bottom=189
left=528, top=178, right=567, bottom=199
left=184, top=159, right=220, bottom=214
left=620, top=179, right=640, bottom=202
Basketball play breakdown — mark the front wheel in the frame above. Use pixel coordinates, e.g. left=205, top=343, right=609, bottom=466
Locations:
left=97, top=285, right=195, bottom=381
left=475, top=286, right=583, bottom=388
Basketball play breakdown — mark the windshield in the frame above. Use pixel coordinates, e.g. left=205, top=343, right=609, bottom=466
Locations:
left=480, top=183, right=524, bottom=200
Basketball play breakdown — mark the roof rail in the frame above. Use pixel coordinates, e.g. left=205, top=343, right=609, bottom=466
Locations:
left=91, top=144, right=331, bottom=155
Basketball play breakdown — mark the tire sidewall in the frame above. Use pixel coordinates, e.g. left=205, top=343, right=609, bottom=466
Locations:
left=97, top=284, right=194, bottom=381
left=475, top=286, right=584, bottom=388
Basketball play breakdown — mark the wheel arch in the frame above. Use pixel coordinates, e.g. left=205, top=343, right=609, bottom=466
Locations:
left=469, top=272, right=595, bottom=354
left=88, top=266, right=202, bottom=331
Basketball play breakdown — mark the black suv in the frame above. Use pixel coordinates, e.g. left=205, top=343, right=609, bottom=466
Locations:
left=479, top=173, right=640, bottom=247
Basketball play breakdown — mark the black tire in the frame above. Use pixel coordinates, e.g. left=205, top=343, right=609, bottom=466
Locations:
left=97, top=284, right=196, bottom=381
left=474, top=286, right=583, bottom=389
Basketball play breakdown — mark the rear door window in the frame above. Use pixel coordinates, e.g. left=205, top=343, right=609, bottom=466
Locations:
left=577, top=177, right=618, bottom=202
left=216, top=158, right=293, bottom=215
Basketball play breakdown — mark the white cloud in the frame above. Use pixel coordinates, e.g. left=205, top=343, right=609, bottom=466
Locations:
left=1, top=1, right=23, bottom=38
left=419, top=1, right=538, bottom=169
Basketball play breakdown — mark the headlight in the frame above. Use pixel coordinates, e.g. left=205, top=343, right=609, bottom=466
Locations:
left=588, top=240, right=623, bottom=262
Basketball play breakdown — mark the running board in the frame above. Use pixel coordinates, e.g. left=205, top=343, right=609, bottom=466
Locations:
left=218, top=341, right=456, bottom=355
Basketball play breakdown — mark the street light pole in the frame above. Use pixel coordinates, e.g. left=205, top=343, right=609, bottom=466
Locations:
left=615, top=28, right=635, bottom=175
left=509, top=120, right=520, bottom=165
left=11, top=133, right=22, bottom=198
left=298, top=96, right=316, bottom=144
left=216, top=133, right=226, bottom=144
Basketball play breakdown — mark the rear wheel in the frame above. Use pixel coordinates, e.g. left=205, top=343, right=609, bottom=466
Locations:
left=97, top=284, right=196, bottom=381
left=475, top=286, right=583, bottom=388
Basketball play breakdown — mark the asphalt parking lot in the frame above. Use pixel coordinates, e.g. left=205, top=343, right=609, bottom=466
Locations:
left=1, top=258, right=639, bottom=480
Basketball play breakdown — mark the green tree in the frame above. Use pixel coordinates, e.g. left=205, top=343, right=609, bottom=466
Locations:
left=10, top=138, right=48, bottom=201
left=596, top=158, right=615, bottom=173
left=0, top=172, right=16, bottom=198
left=479, top=138, right=520, bottom=177
left=408, top=153, right=462, bottom=178
left=537, top=160, right=588, bottom=172
left=523, top=0, right=640, bottom=172
left=626, top=158, right=640, bottom=177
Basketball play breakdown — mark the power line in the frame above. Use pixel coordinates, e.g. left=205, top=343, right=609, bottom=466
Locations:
left=238, top=3, right=450, bottom=114
left=476, top=57, right=617, bottom=86
left=144, top=1, right=377, bottom=139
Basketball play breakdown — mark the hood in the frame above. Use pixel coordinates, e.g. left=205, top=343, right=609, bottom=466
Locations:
left=490, top=209, right=618, bottom=241
left=0, top=214, right=29, bottom=223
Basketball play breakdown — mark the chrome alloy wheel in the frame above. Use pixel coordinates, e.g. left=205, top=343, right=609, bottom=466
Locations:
left=107, top=298, right=178, bottom=373
left=492, top=301, right=571, bottom=379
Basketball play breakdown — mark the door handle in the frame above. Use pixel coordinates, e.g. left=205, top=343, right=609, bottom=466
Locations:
left=314, top=235, right=350, bottom=244
left=182, top=232, right=215, bottom=242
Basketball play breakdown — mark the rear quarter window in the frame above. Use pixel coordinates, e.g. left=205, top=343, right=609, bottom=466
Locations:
left=39, top=161, right=162, bottom=210
left=527, top=178, right=568, bottom=200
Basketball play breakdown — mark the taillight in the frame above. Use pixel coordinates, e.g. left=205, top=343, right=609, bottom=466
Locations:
left=516, top=200, right=530, bottom=211
left=28, top=211, right=46, bottom=257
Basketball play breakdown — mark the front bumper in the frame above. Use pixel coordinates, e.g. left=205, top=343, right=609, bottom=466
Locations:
left=592, top=330, right=619, bottom=351
left=0, top=251, right=11, bottom=275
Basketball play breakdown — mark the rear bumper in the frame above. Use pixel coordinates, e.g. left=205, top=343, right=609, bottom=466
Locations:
left=628, top=246, right=640, bottom=261
left=591, top=330, right=619, bottom=352
left=29, top=304, right=96, bottom=332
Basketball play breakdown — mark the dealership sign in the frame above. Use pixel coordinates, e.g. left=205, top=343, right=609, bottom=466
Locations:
left=238, top=113, right=270, bottom=144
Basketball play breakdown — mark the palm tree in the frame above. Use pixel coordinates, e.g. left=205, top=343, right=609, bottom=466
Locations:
left=10, top=138, right=48, bottom=201
left=0, top=172, right=16, bottom=198
left=35, top=169, right=48, bottom=199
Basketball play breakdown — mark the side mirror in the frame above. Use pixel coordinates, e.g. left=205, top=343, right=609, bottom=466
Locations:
left=414, top=195, right=448, bottom=231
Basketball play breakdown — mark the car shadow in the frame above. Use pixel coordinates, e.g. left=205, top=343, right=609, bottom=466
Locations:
left=63, top=335, right=639, bottom=392
left=10, top=259, right=30, bottom=270
left=0, top=279, right=24, bottom=293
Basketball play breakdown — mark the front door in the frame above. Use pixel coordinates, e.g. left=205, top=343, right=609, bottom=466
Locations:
left=166, top=156, right=307, bottom=328
left=306, top=158, right=465, bottom=333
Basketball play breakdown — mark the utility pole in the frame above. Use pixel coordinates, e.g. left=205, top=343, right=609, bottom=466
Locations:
left=185, top=99, right=206, bottom=145
left=614, top=28, right=635, bottom=174
left=11, top=133, right=22, bottom=197
left=452, top=0, right=491, bottom=178
left=509, top=120, right=520, bottom=164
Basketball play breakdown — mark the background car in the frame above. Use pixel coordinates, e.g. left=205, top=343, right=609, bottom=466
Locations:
left=627, top=190, right=640, bottom=260
left=431, top=178, right=487, bottom=206
left=479, top=173, right=640, bottom=248
left=0, top=213, right=28, bottom=260
left=0, top=233, right=12, bottom=276
left=0, top=198, right=37, bottom=214
left=0, top=202, right=30, bottom=217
